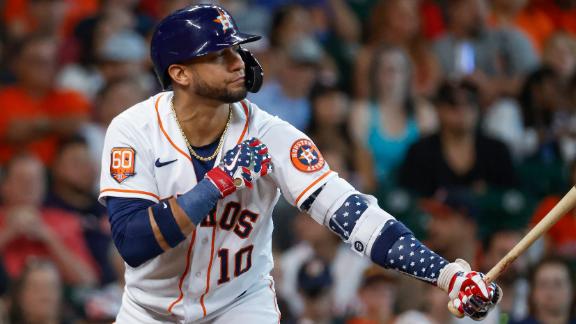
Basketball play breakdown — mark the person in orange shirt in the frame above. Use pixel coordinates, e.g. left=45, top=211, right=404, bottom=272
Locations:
left=2, top=0, right=98, bottom=40
left=489, top=0, right=556, bottom=53
left=536, top=0, right=576, bottom=37
left=530, top=159, right=576, bottom=258
left=0, top=154, right=97, bottom=286
left=0, top=34, right=90, bottom=165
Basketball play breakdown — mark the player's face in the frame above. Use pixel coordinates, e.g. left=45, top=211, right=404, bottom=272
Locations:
left=190, top=45, right=248, bottom=103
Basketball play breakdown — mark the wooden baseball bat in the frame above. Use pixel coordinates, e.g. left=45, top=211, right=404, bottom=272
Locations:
left=448, top=186, right=576, bottom=318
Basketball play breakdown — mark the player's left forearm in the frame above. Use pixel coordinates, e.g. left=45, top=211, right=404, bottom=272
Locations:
left=300, top=176, right=450, bottom=285
left=369, top=219, right=448, bottom=284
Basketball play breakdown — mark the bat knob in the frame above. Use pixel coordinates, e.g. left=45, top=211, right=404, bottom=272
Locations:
left=447, top=301, right=464, bottom=318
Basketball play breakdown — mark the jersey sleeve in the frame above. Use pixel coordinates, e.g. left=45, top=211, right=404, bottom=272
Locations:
left=261, top=120, right=335, bottom=208
left=98, top=117, right=159, bottom=205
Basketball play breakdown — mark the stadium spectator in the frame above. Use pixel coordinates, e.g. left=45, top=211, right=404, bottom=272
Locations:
left=419, top=189, right=480, bottom=265
left=289, top=0, right=361, bottom=93
left=2, top=0, right=97, bottom=41
left=399, top=81, right=517, bottom=196
left=489, top=0, right=555, bottom=52
left=484, top=60, right=573, bottom=162
left=307, top=81, right=352, bottom=151
left=295, top=256, right=339, bottom=324
left=0, top=34, right=90, bottom=165
left=73, top=0, right=154, bottom=38
left=518, top=66, right=568, bottom=162
left=306, top=80, right=364, bottom=186
left=254, top=4, right=315, bottom=83
left=530, top=160, right=576, bottom=259
left=345, top=267, right=398, bottom=324
left=511, top=256, right=576, bottom=324
left=536, top=0, right=576, bottom=36
left=481, top=229, right=529, bottom=322
left=82, top=246, right=125, bottom=322
left=0, top=154, right=97, bottom=286
left=542, top=32, right=576, bottom=82
left=353, top=0, right=441, bottom=98
left=351, top=45, right=436, bottom=191
left=434, top=0, right=538, bottom=105
left=139, top=0, right=197, bottom=21
left=58, top=29, right=153, bottom=99
left=250, top=37, right=323, bottom=131
left=46, top=137, right=115, bottom=284
left=81, top=77, right=149, bottom=168
left=279, top=212, right=369, bottom=318
left=7, top=259, right=67, bottom=324
left=561, top=74, right=576, bottom=162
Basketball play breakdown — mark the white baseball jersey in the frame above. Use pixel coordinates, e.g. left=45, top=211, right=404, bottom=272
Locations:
left=99, top=92, right=336, bottom=323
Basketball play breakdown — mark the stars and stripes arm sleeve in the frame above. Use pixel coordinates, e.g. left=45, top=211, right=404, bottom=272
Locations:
left=326, top=194, right=448, bottom=285
left=303, top=176, right=449, bottom=285
left=370, top=220, right=448, bottom=284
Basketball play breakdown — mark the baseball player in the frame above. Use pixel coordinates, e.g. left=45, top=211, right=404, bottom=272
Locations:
left=99, top=4, right=501, bottom=323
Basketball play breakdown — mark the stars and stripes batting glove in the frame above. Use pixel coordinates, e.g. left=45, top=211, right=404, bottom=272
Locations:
left=438, top=259, right=502, bottom=321
left=205, top=137, right=272, bottom=198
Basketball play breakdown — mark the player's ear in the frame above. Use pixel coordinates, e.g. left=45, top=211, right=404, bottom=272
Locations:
left=167, top=64, right=192, bottom=88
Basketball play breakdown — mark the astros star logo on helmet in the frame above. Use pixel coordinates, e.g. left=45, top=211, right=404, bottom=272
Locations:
left=213, top=8, right=234, bottom=32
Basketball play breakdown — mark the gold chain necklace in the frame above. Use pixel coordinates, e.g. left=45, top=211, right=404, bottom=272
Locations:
left=170, top=96, right=232, bottom=162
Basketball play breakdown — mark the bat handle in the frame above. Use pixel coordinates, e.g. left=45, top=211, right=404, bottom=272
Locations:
left=447, top=186, right=576, bottom=318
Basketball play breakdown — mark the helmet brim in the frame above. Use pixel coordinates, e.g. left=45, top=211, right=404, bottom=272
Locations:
left=201, top=32, right=261, bottom=57
left=227, top=32, right=262, bottom=46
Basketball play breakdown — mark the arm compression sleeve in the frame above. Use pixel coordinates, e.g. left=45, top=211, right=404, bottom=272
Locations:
left=107, top=197, right=162, bottom=267
left=370, top=219, right=448, bottom=285
left=107, top=179, right=221, bottom=267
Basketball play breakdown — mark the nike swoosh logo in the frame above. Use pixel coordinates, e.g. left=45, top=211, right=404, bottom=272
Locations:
left=155, top=158, right=178, bottom=168
left=224, top=150, right=241, bottom=172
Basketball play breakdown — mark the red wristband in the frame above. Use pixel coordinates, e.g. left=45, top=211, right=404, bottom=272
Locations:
left=206, top=167, right=236, bottom=197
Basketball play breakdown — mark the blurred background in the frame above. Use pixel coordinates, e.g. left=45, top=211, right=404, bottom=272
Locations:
left=0, top=0, right=575, bottom=323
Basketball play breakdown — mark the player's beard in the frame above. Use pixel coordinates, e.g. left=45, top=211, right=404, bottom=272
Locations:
left=193, top=71, right=247, bottom=103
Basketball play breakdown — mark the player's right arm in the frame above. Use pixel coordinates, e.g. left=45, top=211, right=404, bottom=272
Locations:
left=99, top=117, right=271, bottom=267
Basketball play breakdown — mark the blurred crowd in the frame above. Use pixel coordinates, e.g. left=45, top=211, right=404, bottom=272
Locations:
left=0, top=0, right=575, bottom=323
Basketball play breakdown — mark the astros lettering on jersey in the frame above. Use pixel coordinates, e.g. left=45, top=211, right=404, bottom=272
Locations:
left=99, top=92, right=333, bottom=322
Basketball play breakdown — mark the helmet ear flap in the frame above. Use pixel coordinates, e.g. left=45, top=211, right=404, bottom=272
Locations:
left=237, top=47, right=263, bottom=93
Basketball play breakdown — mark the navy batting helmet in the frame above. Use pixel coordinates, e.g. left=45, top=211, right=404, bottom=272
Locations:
left=151, top=4, right=263, bottom=91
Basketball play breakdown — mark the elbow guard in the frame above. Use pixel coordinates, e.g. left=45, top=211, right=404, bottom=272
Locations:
left=306, top=176, right=395, bottom=256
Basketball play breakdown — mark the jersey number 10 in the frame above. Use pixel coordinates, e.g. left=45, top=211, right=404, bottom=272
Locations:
left=217, top=245, right=253, bottom=285
left=201, top=202, right=259, bottom=285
